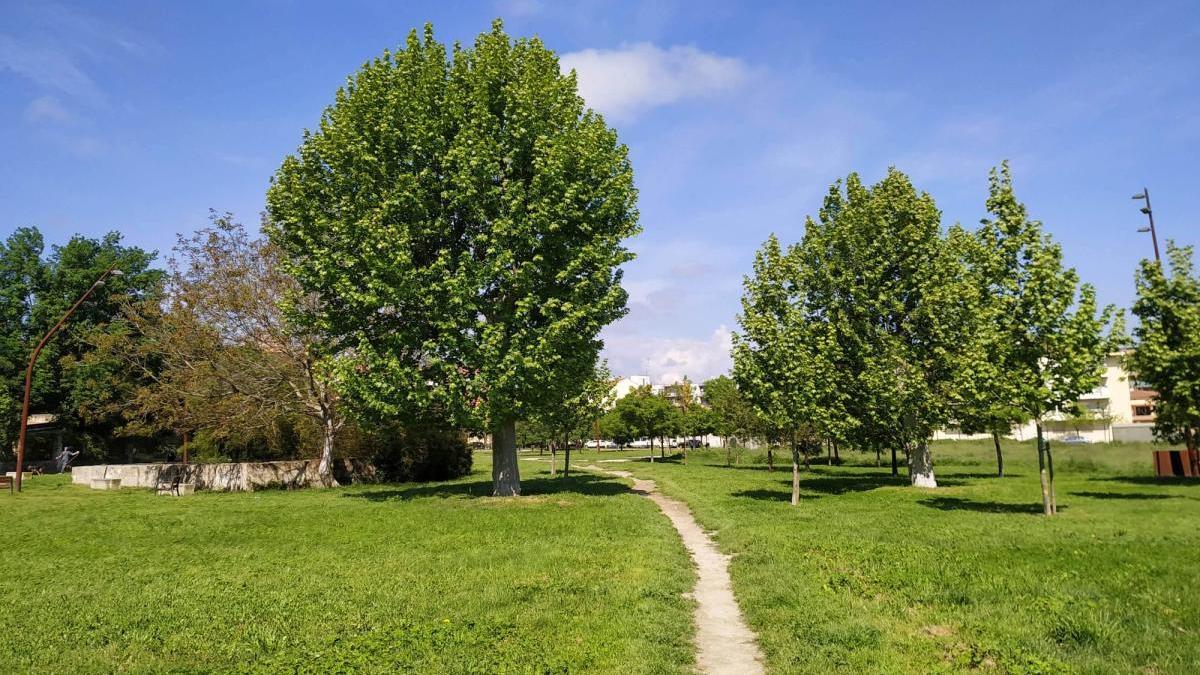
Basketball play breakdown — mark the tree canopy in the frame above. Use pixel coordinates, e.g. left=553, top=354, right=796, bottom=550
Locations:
left=266, top=21, right=639, bottom=495
left=1130, top=241, right=1200, bottom=472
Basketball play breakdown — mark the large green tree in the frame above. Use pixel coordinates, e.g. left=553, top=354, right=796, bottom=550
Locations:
left=1129, top=241, right=1200, bottom=474
left=797, top=169, right=978, bottom=487
left=0, top=227, right=160, bottom=461
left=973, top=164, right=1113, bottom=514
left=266, top=22, right=639, bottom=495
left=733, top=234, right=848, bottom=504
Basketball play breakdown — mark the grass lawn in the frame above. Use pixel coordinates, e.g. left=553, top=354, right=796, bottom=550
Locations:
left=610, top=440, right=1200, bottom=674
left=0, top=462, right=694, bottom=674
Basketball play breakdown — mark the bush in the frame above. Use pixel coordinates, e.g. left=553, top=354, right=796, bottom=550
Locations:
left=367, top=425, right=473, bottom=483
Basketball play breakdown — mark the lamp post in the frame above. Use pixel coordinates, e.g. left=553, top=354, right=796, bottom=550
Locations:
left=1131, top=188, right=1161, bottom=263
left=13, top=265, right=123, bottom=492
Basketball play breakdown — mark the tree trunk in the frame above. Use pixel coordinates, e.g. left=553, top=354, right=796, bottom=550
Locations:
left=660, top=437, right=665, bottom=460
left=890, top=446, right=898, bottom=476
left=563, top=433, right=571, bottom=479
left=767, top=445, right=775, bottom=471
left=1046, top=439, right=1057, bottom=514
left=492, top=419, right=521, bottom=496
left=875, top=446, right=880, bottom=467
left=1188, top=427, right=1199, bottom=476
left=1036, top=422, right=1051, bottom=516
left=317, top=417, right=339, bottom=487
left=826, top=439, right=832, bottom=466
left=908, top=440, right=937, bottom=487
left=992, top=429, right=1004, bottom=478
left=790, top=438, right=801, bottom=507
left=833, top=440, right=840, bottom=463
left=550, top=444, right=557, bottom=477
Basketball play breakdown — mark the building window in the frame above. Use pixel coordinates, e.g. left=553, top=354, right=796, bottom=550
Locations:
left=1134, top=406, right=1152, bottom=417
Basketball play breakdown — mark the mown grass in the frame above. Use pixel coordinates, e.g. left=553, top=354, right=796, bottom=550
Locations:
left=611, top=440, right=1200, bottom=674
left=0, top=462, right=694, bottom=674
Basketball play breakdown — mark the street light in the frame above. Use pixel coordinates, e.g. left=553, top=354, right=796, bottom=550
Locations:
left=12, top=266, right=124, bottom=492
left=1131, top=188, right=1161, bottom=263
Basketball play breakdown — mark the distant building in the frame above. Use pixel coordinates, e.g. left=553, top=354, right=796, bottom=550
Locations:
left=611, top=375, right=652, bottom=402
left=938, top=351, right=1157, bottom=443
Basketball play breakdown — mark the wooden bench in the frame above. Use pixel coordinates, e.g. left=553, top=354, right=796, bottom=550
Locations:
left=0, top=475, right=11, bottom=495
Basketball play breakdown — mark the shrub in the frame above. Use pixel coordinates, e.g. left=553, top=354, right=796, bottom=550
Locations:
left=367, top=425, right=473, bottom=483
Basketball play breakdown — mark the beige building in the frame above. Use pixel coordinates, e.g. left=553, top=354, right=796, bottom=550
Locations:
left=938, top=352, right=1156, bottom=443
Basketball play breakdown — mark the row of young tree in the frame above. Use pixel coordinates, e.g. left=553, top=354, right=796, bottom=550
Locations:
left=733, top=164, right=1125, bottom=515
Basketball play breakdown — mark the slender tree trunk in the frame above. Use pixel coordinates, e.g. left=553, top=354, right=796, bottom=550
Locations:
left=492, top=419, right=521, bottom=496
left=908, top=439, right=937, bottom=487
left=1046, top=439, right=1057, bottom=514
left=563, top=433, right=571, bottom=479
left=1036, top=422, right=1051, bottom=516
left=550, top=443, right=557, bottom=477
left=790, top=436, right=801, bottom=506
left=875, top=446, right=880, bottom=467
left=767, top=445, right=775, bottom=471
left=890, top=446, right=898, bottom=476
left=660, top=437, right=665, bottom=460
left=826, top=439, right=833, bottom=466
left=992, top=429, right=1004, bottom=478
left=317, top=416, right=338, bottom=487
left=833, top=440, right=840, bottom=463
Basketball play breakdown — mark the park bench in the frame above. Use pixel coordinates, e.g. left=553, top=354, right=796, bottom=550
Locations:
left=0, top=475, right=11, bottom=494
left=156, top=475, right=195, bottom=496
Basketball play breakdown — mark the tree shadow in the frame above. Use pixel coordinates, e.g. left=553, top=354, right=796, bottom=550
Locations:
left=1090, top=476, right=1200, bottom=488
left=918, top=496, right=1065, bottom=515
left=1070, top=490, right=1177, bottom=500
left=732, top=472, right=909, bottom=501
left=346, top=472, right=632, bottom=502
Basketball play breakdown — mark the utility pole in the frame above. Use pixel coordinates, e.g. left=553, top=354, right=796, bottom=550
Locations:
left=1132, top=188, right=1161, bottom=263
left=13, top=266, right=123, bottom=491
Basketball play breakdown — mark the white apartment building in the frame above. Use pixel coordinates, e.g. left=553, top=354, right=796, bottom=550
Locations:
left=938, top=352, right=1156, bottom=443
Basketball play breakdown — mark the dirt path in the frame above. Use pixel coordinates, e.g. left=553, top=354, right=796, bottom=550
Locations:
left=582, top=465, right=765, bottom=675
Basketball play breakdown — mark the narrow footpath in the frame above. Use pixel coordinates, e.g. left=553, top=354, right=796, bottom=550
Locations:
left=581, top=464, right=765, bottom=675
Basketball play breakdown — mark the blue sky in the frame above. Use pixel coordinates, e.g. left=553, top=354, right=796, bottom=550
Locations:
left=3, top=0, right=1198, bottom=383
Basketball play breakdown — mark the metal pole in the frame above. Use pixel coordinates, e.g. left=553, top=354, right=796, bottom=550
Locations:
left=1143, top=187, right=1161, bottom=263
left=14, top=265, right=119, bottom=491
left=1133, top=188, right=1161, bottom=263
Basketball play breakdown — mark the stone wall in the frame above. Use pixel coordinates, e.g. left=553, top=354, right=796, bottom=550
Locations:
left=71, top=458, right=376, bottom=492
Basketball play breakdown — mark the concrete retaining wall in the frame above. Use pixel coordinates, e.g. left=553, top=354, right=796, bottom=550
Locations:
left=71, top=458, right=376, bottom=492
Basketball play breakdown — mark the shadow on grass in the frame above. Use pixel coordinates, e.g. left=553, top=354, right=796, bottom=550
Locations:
left=732, top=472, right=912, bottom=501
left=1070, top=490, right=1177, bottom=500
left=346, top=472, right=632, bottom=502
left=1090, top=476, right=1200, bottom=488
left=918, top=496, right=1065, bottom=515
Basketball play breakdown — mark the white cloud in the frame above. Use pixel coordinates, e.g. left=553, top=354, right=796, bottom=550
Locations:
left=604, top=324, right=733, bottom=385
left=560, top=43, right=748, bottom=121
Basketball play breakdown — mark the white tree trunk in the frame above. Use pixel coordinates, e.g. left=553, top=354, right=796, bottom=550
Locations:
left=492, top=419, right=521, bottom=496
left=316, top=417, right=339, bottom=488
left=790, top=441, right=801, bottom=506
left=908, top=441, right=937, bottom=488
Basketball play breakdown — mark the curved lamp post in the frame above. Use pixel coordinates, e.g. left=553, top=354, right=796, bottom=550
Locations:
left=13, top=265, right=123, bottom=492
left=1131, top=188, right=1160, bottom=263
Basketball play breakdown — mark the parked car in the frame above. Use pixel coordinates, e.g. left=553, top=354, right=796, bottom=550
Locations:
left=1059, top=434, right=1092, bottom=445
left=628, top=438, right=652, bottom=448
left=677, top=439, right=703, bottom=449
